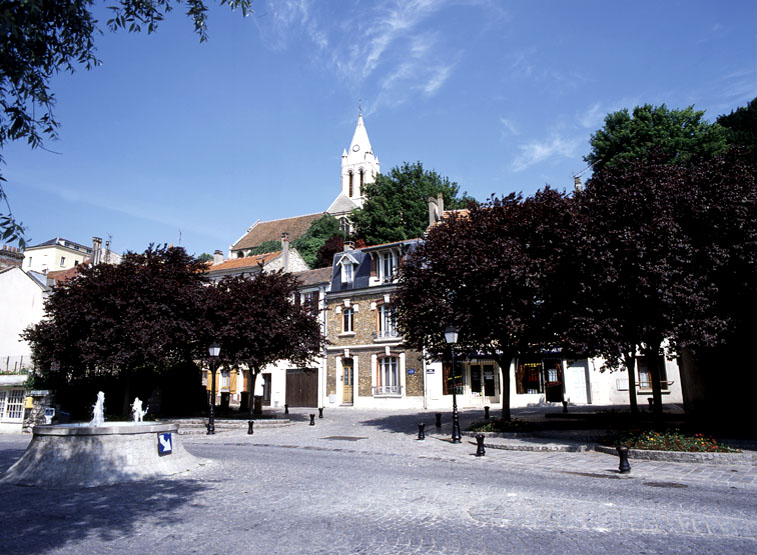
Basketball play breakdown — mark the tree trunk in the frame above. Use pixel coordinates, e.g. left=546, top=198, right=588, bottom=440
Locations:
left=497, top=353, right=514, bottom=421
left=643, top=339, right=665, bottom=429
left=248, top=369, right=259, bottom=418
left=121, top=373, right=132, bottom=417
left=623, top=351, right=638, bottom=415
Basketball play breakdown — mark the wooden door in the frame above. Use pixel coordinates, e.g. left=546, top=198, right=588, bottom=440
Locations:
left=286, top=368, right=318, bottom=407
left=342, top=359, right=354, bottom=405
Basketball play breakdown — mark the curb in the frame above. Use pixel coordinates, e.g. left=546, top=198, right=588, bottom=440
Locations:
left=595, top=444, right=756, bottom=465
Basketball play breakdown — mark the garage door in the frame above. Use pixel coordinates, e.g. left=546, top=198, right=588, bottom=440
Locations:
left=285, top=368, right=318, bottom=407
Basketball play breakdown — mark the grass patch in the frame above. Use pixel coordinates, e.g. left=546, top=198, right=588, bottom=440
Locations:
left=602, top=429, right=741, bottom=453
left=467, top=417, right=535, bottom=433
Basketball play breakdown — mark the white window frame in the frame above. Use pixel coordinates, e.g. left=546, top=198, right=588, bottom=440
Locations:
left=0, top=390, right=25, bottom=421
left=375, top=356, right=401, bottom=396
left=376, top=304, right=398, bottom=339
left=342, top=307, right=354, bottom=333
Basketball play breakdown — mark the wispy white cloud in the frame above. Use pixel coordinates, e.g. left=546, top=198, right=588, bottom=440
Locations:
left=511, top=134, right=582, bottom=172
left=256, top=0, right=493, bottom=112
left=500, top=117, right=518, bottom=136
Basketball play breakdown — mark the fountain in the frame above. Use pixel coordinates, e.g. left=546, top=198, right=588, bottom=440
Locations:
left=1, top=393, right=205, bottom=488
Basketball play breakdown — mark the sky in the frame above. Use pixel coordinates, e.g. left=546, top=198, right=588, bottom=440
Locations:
left=3, top=0, right=755, bottom=258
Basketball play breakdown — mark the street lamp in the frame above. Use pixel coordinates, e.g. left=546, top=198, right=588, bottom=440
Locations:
left=207, top=341, right=221, bottom=435
left=444, top=325, right=462, bottom=444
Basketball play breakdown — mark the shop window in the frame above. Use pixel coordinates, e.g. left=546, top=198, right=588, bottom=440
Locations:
left=470, top=364, right=498, bottom=396
left=516, top=361, right=544, bottom=394
left=442, top=361, right=463, bottom=395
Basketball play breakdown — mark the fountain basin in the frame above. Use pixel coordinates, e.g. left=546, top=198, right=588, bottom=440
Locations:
left=1, top=421, right=206, bottom=488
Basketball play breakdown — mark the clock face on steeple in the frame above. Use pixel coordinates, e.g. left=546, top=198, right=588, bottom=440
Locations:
left=352, top=144, right=360, bottom=152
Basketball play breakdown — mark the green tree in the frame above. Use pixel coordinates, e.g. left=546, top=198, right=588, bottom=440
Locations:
left=0, top=0, right=251, bottom=246
left=291, top=214, right=342, bottom=268
left=585, top=104, right=729, bottom=171
left=350, top=162, right=474, bottom=246
left=247, top=240, right=281, bottom=256
left=717, top=97, right=757, bottom=164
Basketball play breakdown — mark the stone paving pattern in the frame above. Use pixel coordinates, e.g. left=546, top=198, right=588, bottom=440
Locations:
left=0, top=408, right=754, bottom=554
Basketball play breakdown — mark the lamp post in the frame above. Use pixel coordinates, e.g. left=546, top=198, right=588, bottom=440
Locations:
left=207, top=341, right=221, bottom=435
left=444, top=325, right=462, bottom=444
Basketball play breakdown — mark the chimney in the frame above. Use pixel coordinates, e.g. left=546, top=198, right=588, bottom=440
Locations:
left=343, top=241, right=354, bottom=251
left=92, top=237, right=102, bottom=265
left=213, top=250, right=224, bottom=265
left=104, top=240, right=111, bottom=264
left=281, top=232, right=290, bottom=272
left=574, top=176, right=583, bottom=191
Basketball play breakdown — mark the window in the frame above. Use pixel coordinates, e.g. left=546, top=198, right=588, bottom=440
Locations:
left=220, top=370, right=230, bottom=391
left=348, top=171, right=354, bottom=197
left=359, top=168, right=365, bottom=188
left=27, top=257, right=32, bottom=267
left=60, top=256, right=66, bottom=267
left=342, top=307, right=354, bottom=333
left=378, top=252, right=397, bottom=282
left=516, top=361, right=544, bottom=394
left=443, top=361, right=463, bottom=395
left=375, top=356, right=400, bottom=396
left=303, top=291, right=320, bottom=316
left=0, top=390, right=24, bottom=420
left=637, top=356, right=668, bottom=391
left=343, top=262, right=353, bottom=283
left=376, top=304, right=398, bottom=339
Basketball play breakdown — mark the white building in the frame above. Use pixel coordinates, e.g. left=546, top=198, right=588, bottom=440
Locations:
left=23, top=236, right=120, bottom=274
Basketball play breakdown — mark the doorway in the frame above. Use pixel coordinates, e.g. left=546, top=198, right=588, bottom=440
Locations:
left=342, top=358, right=354, bottom=405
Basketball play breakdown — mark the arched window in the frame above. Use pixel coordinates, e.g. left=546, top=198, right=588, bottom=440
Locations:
left=359, top=168, right=365, bottom=188
left=348, top=171, right=354, bottom=197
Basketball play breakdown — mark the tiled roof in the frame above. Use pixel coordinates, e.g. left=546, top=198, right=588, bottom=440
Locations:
left=205, top=251, right=281, bottom=273
left=47, top=265, right=85, bottom=285
left=294, top=267, right=333, bottom=287
left=231, top=213, right=324, bottom=252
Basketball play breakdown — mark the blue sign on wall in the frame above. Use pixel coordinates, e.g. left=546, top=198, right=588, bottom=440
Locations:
left=407, top=368, right=416, bottom=375
left=158, top=432, right=173, bottom=455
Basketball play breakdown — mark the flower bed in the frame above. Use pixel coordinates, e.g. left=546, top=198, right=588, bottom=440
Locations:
left=466, top=417, right=535, bottom=433
left=602, top=429, right=740, bottom=453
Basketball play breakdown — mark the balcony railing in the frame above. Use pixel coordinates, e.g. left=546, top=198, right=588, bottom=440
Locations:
left=373, top=385, right=403, bottom=397
left=372, top=329, right=401, bottom=340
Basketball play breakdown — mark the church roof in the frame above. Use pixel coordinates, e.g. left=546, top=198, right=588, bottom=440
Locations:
left=205, top=251, right=282, bottom=274
left=326, top=193, right=360, bottom=215
left=231, top=213, right=324, bottom=252
left=349, top=114, right=374, bottom=155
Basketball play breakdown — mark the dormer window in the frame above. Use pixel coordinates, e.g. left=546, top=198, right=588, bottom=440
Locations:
left=336, top=252, right=359, bottom=286
left=378, top=251, right=397, bottom=283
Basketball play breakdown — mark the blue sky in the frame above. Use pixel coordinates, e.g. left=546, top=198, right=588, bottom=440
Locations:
left=3, top=0, right=755, bottom=257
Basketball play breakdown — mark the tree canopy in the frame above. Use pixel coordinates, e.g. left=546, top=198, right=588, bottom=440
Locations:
left=350, top=162, right=474, bottom=246
left=584, top=104, right=729, bottom=171
left=717, top=97, right=757, bottom=164
left=23, top=245, right=209, bottom=412
left=0, top=0, right=251, bottom=246
left=396, top=188, right=574, bottom=420
left=291, top=214, right=342, bottom=268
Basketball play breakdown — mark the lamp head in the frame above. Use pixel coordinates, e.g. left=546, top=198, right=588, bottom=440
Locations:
left=208, top=341, right=221, bottom=358
left=444, top=325, right=459, bottom=345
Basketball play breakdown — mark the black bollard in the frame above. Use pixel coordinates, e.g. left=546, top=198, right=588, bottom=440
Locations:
left=417, top=422, right=425, bottom=440
left=435, top=412, right=442, bottom=427
left=309, top=414, right=315, bottom=426
left=617, top=445, right=631, bottom=474
left=475, top=434, right=486, bottom=457
left=247, top=420, right=254, bottom=435
left=562, top=400, right=568, bottom=413
left=648, top=398, right=654, bottom=411
left=284, top=404, right=289, bottom=414
left=484, top=406, right=490, bottom=420
left=318, top=407, right=324, bottom=419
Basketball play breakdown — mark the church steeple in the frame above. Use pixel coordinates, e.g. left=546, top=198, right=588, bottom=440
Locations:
left=340, top=114, right=380, bottom=204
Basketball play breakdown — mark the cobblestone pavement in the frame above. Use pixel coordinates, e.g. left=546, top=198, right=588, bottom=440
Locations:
left=0, top=408, right=755, bottom=554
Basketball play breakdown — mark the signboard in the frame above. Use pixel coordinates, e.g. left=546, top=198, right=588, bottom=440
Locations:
left=158, top=433, right=173, bottom=455
left=426, top=367, right=435, bottom=374
left=407, top=368, right=416, bottom=375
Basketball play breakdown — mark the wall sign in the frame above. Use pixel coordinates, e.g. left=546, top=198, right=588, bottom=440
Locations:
left=158, top=433, right=173, bottom=455
left=407, top=368, right=416, bottom=375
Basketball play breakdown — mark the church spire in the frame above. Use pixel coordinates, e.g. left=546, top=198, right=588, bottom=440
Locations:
left=341, top=114, right=380, bottom=203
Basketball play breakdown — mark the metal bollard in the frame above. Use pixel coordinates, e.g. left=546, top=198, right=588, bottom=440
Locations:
left=417, top=422, right=425, bottom=440
left=475, top=434, right=486, bottom=457
left=284, top=404, right=289, bottom=414
left=435, top=412, right=442, bottom=427
left=484, top=406, right=490, bottom=420
left=318, top=407, right=324, bottom=418
left=247, top=420, right=254, bottom=435
left=617, top=445, right=631, bottom=474
left=309, top=414, right=315, bottom=426
left=562, top=400, right=568, bottom=413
